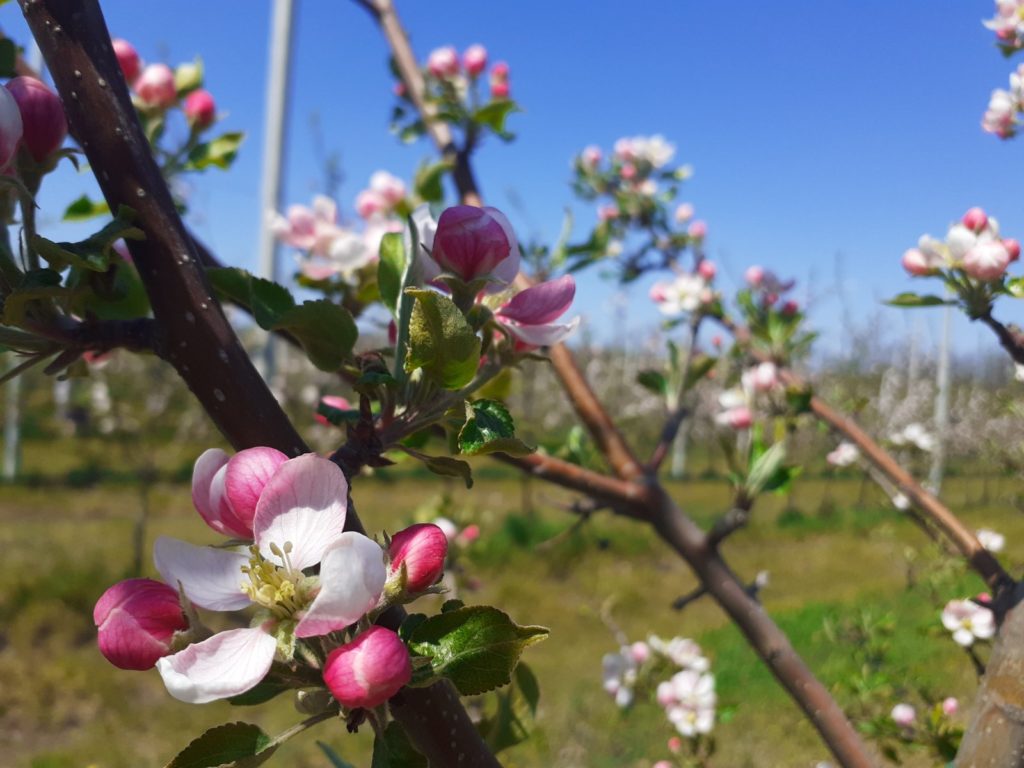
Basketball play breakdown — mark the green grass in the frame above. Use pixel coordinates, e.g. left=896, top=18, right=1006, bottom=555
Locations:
left=2, top=470, right=1020, bottom=767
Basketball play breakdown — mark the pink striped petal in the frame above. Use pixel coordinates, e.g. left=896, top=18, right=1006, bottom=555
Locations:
left=156, top=626, right=277, bottom=703
left=504, top=315, right=581, bottom=347
left=224, top=447, right=289, bottom=533
left=253, top=454, right=348, bottom=571
left=295, top=533, right=386, bottom=638
left=497, top=275, right=575, bottom=324
left=153, top=536, right=251, bottom=612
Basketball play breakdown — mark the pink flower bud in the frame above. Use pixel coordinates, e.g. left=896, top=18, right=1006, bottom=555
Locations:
left=183, top=88, right=216, bottom=129
left=745, top=265, right=765, bottom=286
left=581, top=145, right=602, bottom=168
left=942, top=697, right=959, bottom=716
left=711, top=335, right=723, bottom=348
left=431, top=205, right=517, bottom=282
left=962, top=207, right=988, bottom=233
left=0, top=86, right=23, bottom=170
left=323, top=626, right=412, bottom=708
left=369, top=170, right=406, bottom=206
left=963, top=241, right=1011, bottom=281
left=112, top=39, right=141, bottom=83
left=598, top=204, right=618, bottom=222
left=456, top=523, right=481, bottom=546
left=728, top=407, right=753, bottom=430
left=6, top=77, right=67, bottom=162
left=393, top=81, right=408, bottom=98
left=620, top=162, right=637, bottom=180
left=355, top=189, right=387, bottom=219
left=890, top=703, right=916, bottom=727
left=781, top=299, right=799, bottom=316
left=490, top=80, right=510, bottom=100
left=668, top=736, right=683, bottom=754
left=491, top=61, right=510, bottom=80
left=653, top=762, right=674, bottom=768
left=698, top=260, right=717, bottom=280
left=674, top=203, right=695, bottom=223
left=134, top=63, right=177, bottom=109
left=94, top=578, right=188, bottom=670
left=427, top=46, right=459, bottom=78
left=1005, top=237, right=1021, bottom=262
left=389, top=523, right=448, bottom=592
left=629, top=641, right=650, bottom=663
left=688, top=220, right=708, bottom=240
left=901, top=248, right=934, bottom=276
left=463, top=44, right=488, bottom=77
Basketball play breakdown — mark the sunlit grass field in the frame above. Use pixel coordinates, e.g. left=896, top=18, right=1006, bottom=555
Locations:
left=3, top=446, right=1020, bottom=767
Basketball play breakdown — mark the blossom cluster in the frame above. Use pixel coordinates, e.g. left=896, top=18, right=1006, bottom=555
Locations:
left=113, top=38, right=216, bottom=128
left=602, top=635, right=716, bottom=740
left=903, top=207, right=1020, bottom=283
left=715, top=360, right=781, bottom=431
left=94, top=448, right=451, bottom=709
left=271, top=170, right=407, bottom=284
left=826, top=441, right=860, bottom=467
left=424, top=44, right=510, bottom=101
left=649, top=259, right=717, bottom=316
left=889, top=422, right=936, bottom=453
left=986, top=1, right=1024, bottom=55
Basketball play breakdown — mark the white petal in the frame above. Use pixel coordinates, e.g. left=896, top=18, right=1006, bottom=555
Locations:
left=505, top=316, right=581, bottom=347
left=295, top=532, right=386, bottom=638
left=253, top=454, right=348, bottom=571
left=153, top=536, right=250, bottom=611
left=156, top=627, right=277, bottom=704
left=953, top=628, right=975, bottom=647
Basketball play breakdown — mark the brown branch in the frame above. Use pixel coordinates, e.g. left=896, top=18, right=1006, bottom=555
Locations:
left=979, top=310, right=1024, bottom=367
left=21, top=3, right=497, bottom=765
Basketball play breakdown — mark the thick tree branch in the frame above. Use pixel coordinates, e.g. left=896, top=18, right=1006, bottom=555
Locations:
left=21, top=3, right=497, bottom=765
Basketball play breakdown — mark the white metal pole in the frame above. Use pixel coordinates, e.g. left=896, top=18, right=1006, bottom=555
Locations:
left=256, top=0, right=296, bottom=381
left=928, top=304, right=952, bottom=493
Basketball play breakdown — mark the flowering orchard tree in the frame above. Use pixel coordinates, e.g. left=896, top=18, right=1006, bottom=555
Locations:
left=4, top=0, right=1024, bottom=766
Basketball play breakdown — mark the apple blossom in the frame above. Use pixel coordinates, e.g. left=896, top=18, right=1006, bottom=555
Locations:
left=891, top=703, right=916, bottom=727
left=1005, top=237, right=1021, bottom=261
left=355, top=189, right=388, bottom=220
left=697, top=260, right=717, bottom=280
left=983, top=89, right=1017, bottom=138
left=271, top=195, right=350, bottom=259
left=826, top=441, right=860, bottom=467
left=902, top=248, right=939, bottom=276
left=674, top=202, right=695, bottom=223
left=369, top=170, right=406, bottom=207
left=941, top=598, right=996, bottom=647
left=662, top=669, right=717, bottom=737
left=742, top=361, right=778, bottom=392
left=6, top=77, right=67, bottom=162
left=653, top=762, right=673, bottom=768
left=651, top=273, right=708, bottom=315
left=602, top=646, right=638, bottom=708
left=716, top=388, right=753, bottom=430
left=745, top=265, right=765, bottom=286
left=688, top=219, right=708, bottom=240
left=427, top=46, right=459, bottom=78
left=598, top=203, right=618, bottom=221
left=581, top=144, right=602, bottom=168
left=463, top=44, right=488, bottom=76
left=946, top=224, right=978, bottom=261
left=490, top=61, right=510, bottom=99
left=964, top=240, right=1011, bottom=281
left=153, top=454, right=387, bottom=703
left=495, top=274, right=580, bottom=347
left=667, top=736, right=683, bottom=754
left=629, top=641, right=650, bottom=664
left=943, top=696, right=959, bottom=716
left=94, top=578, right=189, bottom=670
left=183, top=89, right=216, bottom=129
left=648, top=635, right=709, bottom=671
left=388, top=523, right=448, bottom=593
left=134, top=63, right=177, bottom=109
left=427, top=204, right=521, bottom=285
left=892, top=492, right=910, bottom=511
left=322, top=626, right=412, bottom=708
left=456, top=523, right=481, bottom=545
left=112, top=38, right=142, bottom=83
left=977, top=528, right=1006, bottom=553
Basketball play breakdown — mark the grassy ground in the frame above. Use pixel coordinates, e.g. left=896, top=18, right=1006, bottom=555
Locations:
left=2, top=465, right=1020, bottom=768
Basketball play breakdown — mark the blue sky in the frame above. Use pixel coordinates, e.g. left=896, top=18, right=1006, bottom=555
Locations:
left=9, top=1, right=1024, bottom=362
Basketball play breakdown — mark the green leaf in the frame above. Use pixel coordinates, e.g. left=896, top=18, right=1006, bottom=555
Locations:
left=317, top=742, right=356, bottom=768
left=2, top=268, right=67, bottom=325
left=371, top=722, right=427, bottom=768
left=408, top=605, right=549, bottom=696
left=458, top=399, right=533, bottom=456
left=514, top=663, right=540, bottom=717
left=684, top=354, right=717, bottom=389
left=785, top=386, right=813, bottom=415
left=31, top=215, right=145, bottom=273
left=186, top=131, right=245, bottom=171
left=404, top=289, right=481, bottom=389
left=1006, top=277, right=1024, bottom=298
left=272, top=300, right=357, bottom=372
left=0, top=38, right=16, bottom=78
left=637, top=369, right=668, bottom=396
left=378, top=233, right=406, bottom=314
left=62, top=194, right=110, bottom=222
left=420, top=454, right=474, bottom=489
left=413, top=159, right=452, bottom=203
left=471, top=100, right=519, bottom=138
left=745, top=441, right=788, bottom=496
left=206, top=267, right=254, bottom=305
left=251, top=277, right=295, bottom=329
left=164, top=722, right=276, bottom=768
left=884, top=292, right=952, bottom=308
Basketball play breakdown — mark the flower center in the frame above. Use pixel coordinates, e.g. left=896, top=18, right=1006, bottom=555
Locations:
left=240, top=542, right=315, bottom=620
